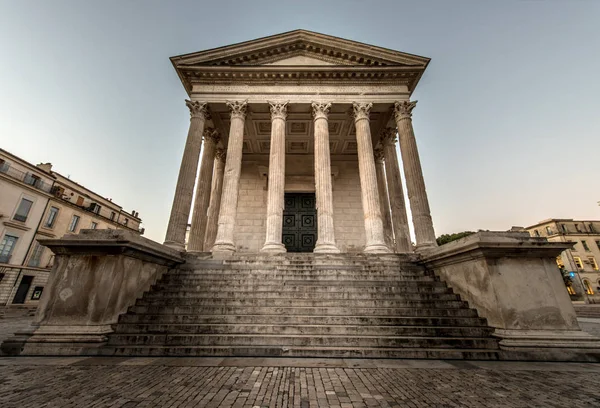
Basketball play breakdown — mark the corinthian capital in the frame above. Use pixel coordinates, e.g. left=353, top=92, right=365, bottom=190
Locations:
left=185, top=100, right=209, bottom=119
left=268, top=101, right=288, bottom=121
left=203, top=128, right=220, bottom=144
left=394, top=100, right=417, bottom=121
left=380, top=127, right=398, bottom=147
left=352, top=102, right=373, bottom=122
left=226, top=100, right=248, bottom=120
left=374, top=144, right=385, bottom=162
left=215, top=148, right=226, bottom=162
left=311, top=102, right=332, bottom=121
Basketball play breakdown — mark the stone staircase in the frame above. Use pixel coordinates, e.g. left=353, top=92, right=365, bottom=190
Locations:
left=574, top=304, right=600, bottom=319
left=105, top=254, right=500, bottom=359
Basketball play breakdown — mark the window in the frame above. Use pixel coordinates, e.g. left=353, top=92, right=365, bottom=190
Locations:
left=0, top=158, right=8, bottom=172
left=575, top=223, right=581, bottom=232
left=533, top=230, right=540, bottom=237
left=590, top=224, right=597, bottom=233
left=582, top=240, right=590, bottom=251
left=89, top=203, right=101, bottom=214
left=583, top=280, right=594, bottom=295
left=28, top=241, right=44, bottom=267
left=574, top=256, right=584, bottom=270
left=556, top=257, right=565, bottom=269
left=45, top=206, right=59, bottom=228
left=91, top=222, right=98, bottom=229
left=545, top=226, right=553, bottom=235
left=110, top=212, right=116, bottom=221
left=124, top=219, right=129, bottom=226
left=597, top=241, right=600, bottom=250
left=0, top=234, right=18, bottom=263
left=31, top=286, right=44, bottom=300
left=561, top=224, right=568, bottom=233
left=69, top=215, right=80, bottom=232
left=567, top=284, right=576, bottom=295
left=589, top=257, right=599, bottom=271
left=13, top=198, right=33, bottom=222
left=24, top=173, right=41, bottom=187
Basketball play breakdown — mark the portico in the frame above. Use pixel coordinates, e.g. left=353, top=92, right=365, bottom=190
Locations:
left=164, top=30, right=437, bottom=255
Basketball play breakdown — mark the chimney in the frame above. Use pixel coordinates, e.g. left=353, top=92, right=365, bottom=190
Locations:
left=36, top=162, right=53, bottom=173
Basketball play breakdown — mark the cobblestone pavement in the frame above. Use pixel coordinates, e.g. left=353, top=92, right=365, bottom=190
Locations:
left=0, top=317, right=600, bottom=407
left=0, top=357, right=599, bottom=407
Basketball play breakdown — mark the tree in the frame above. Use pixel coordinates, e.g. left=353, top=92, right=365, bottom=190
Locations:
left=436, top=231, right=475, bottom=246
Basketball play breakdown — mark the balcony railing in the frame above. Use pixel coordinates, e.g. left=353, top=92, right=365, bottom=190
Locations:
left=0, top=164, right=53, bottom=193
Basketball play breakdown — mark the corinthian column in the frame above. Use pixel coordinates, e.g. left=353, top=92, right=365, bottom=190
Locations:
left=381, top=128, right=412, bottom=253
left=164, top=100, right=208, bottom=250
left=261, top=102, right=288, bottom=253
left=204, top=148, right=226, bottom=251
left=311, top=102, right=340, bottom=253
left=394, top=101, right=437, bottom=249
left=373, top=145, right=394, bottom=249
left=212, top=100, right=248, bottom=255
left=187, top=128, right=220, bottom=252
left=352, top=102, right=391, bottom=254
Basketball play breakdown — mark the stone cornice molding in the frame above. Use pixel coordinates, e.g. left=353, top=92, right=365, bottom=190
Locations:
left=380, top=127, right=398, bottom=146
left=226, top=100, right=248, bottom=120
left=394, top=100, right=417, bottom=121
left=203, top=128, right=220, bottom=144
left=215, top=148, right=226, bottom=162
left=268, top=101, right=288, bottom=121
left=311, top=102, right=331, bottom=121
left=352, top=102, right=373, bottom=122
left=185, top=100, right=209, bottom=119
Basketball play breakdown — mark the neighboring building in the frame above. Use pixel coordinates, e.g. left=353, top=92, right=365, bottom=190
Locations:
left=0, top=149, right=143, bottom=306
left=524, top=219, right=600, bottom=303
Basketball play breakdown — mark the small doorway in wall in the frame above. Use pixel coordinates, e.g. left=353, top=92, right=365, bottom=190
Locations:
left=282, top=193, right=317, bottom=252
left=13, top=275, right=33, bottom=304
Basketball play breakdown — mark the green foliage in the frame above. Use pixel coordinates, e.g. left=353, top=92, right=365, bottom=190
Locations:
left=436, top=231, right=475, bottom=246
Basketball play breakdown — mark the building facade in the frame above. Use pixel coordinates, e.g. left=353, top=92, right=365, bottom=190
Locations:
left=525, top=219, right=600, bottom=303
left=164, top=30, right=437, bottom=256
left=0, top=149, right=143, bottom=306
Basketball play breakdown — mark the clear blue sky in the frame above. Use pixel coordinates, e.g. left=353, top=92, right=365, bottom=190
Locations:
left=1, top=0, right=598, bottom=242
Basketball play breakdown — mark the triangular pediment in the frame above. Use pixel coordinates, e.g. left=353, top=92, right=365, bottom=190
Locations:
left=171, top=29, right=429, bottom=68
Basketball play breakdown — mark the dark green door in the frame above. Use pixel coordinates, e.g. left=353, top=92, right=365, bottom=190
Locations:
left=282, top=193, right=317, bottom=253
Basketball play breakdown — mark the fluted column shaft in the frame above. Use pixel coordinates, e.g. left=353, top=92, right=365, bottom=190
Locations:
left=312, top=102, right=340, bottom=253
left=261, top=102, right=288, bottom=253
left=352, top=103, right=391, bottom=253
left=374, top=146, right=394, bottom=249
left=164, top=100, right=208, bottom=250
left=204, top=148, right=226, bottom=251
left=381, top=129, right=412, bottom=253
left=187, top=129, right=220, bottom=252
left=394, top=101, right=437, bottom=249
left=212, top=101, right=248, bottom=254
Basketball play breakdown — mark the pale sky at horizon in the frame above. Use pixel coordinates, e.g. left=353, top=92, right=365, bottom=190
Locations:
left=1, top=0, right=598, bottom=243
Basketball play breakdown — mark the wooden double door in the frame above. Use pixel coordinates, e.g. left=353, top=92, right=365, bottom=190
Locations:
left=282, top=193, right=317, bottom=253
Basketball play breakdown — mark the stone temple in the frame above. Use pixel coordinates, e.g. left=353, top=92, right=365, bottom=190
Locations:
left=4, top=30, right=600, bottom=360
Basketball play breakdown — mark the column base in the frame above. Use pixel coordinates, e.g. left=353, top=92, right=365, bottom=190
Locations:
left=314, top=243, right=341, bottom=254
left=363, top=243, right=392, bottom=254
left=211, top=242, right=236, bottom=255
left=260, top=242, right=287, bottom=254
left=163, top=240, right=185, bottom=252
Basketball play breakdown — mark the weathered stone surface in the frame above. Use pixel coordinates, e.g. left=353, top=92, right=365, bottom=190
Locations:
left=203, top=148, right=226, bottom=251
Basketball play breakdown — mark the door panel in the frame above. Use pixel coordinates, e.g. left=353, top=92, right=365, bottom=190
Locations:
left=13, top=275, right=33, bottom=304
left=282, top=193, right=317, bottom=253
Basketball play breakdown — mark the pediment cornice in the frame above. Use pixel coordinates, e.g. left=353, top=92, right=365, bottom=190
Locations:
left=171, top=30, right=430, bottom=95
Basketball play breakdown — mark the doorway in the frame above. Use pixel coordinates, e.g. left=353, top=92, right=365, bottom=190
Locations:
left=282, top=193, right=317, bottom=252
left=13, top=275, right=33, bottom=304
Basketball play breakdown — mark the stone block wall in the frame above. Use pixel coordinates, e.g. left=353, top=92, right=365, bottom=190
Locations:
left=0, top=267, right=50, bottom=305
left=234, top=161, right=267, bottom=253
left=331, top=159, right=366, bottom=252
left=233, top=157, right=366, bottom=253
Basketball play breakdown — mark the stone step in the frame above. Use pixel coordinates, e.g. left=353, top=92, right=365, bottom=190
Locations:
left=134, top=298, right=468, bottom=308
left=151, top=284, right=452, bottom=294
left=157, top=279, right=440, bottom=289
left=107, top=333, right=498, bottom=349
left=142, top=292, right=459, bottom=301
left=128, top=305, right=479, bottom=317
left=113, top=323, right=494, bottom=337
left=117, top=314, right=489, bottom=327
left=164, top=274, right=438, bottom=282
left=108, top=345, right=499, bottom=359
